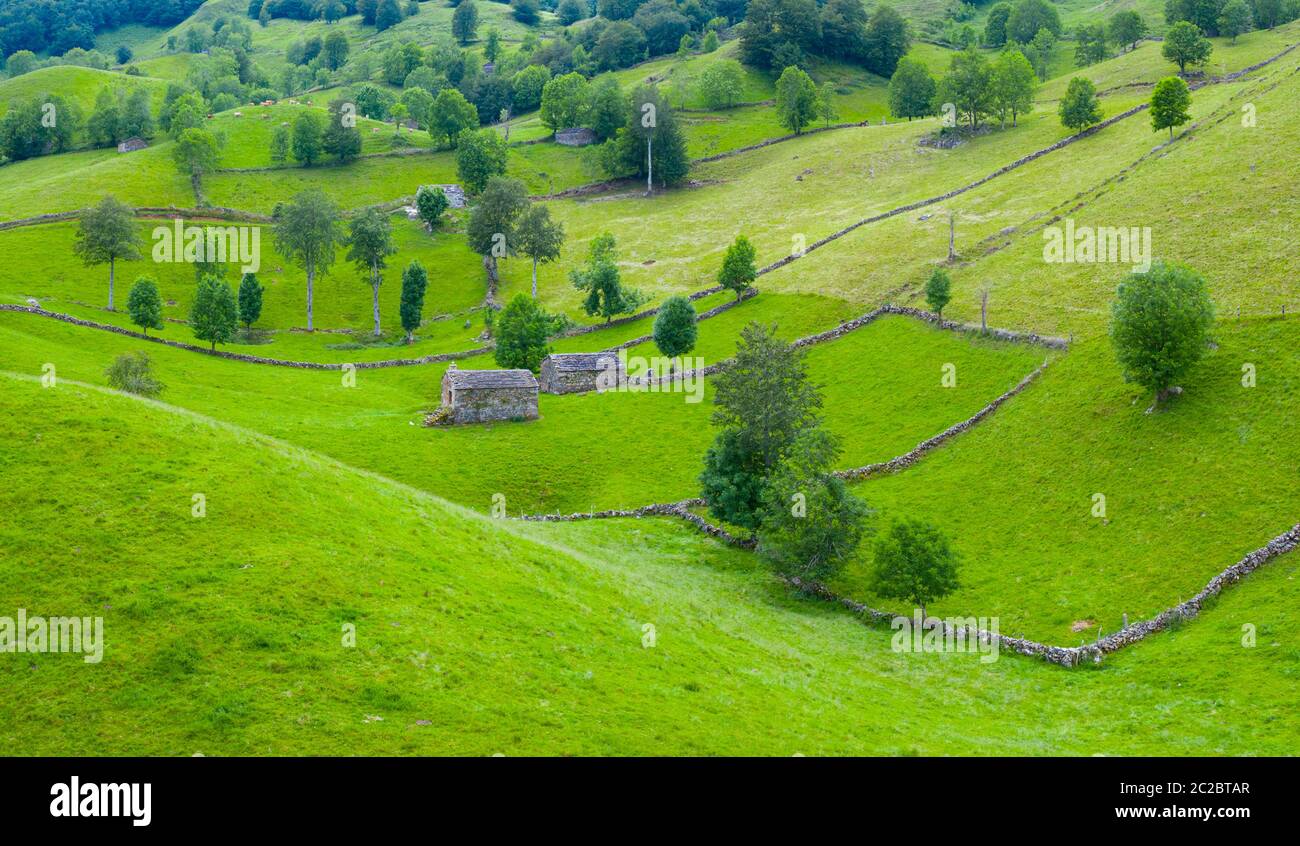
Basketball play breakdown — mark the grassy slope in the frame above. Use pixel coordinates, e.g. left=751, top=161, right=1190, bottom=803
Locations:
left=0, top=310, right=1045, bottom=516
left=1, top=374, right=1294, bottom=755
left=0, top=65, right=170, bottom=119
left=834, top=318, right=1300, bottom=644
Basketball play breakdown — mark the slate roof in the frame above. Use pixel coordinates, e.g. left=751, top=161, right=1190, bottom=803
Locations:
left=544, top=353, right=618, bottom=372
left=444, top=367, right=538, bottom=390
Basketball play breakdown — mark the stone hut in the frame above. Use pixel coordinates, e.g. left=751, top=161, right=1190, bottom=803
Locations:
left=555, top=127, right=596, bottom=147
left=116, top=137, right=149, bottom=153
left=440, top=363, right=539, bottom=423
left=539, top=352, right=622, bottom=394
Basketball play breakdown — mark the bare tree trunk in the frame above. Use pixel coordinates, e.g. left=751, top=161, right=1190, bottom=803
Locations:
left=372, top=272, right=381, bottom=337
left=108, top=257, right=115, bottom=311
left=306, top=264, right=314, bottom=331
left=531, top=258, right=538, bottom=298
left=645, top=136, right=653, bottom=197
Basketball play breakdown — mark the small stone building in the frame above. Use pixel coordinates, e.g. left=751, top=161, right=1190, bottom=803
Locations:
left=116, top=137, right=149, bottom=153
left=440, top=363, right=538, bottom=424
left=555, top=127, right=596, bottom=147
left=539, top=352, right=622, bottom=394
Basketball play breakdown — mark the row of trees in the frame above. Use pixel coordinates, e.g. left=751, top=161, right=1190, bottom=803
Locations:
left=741, top=0, right=911, bottom=78
left=889, top=46, right=1038, bottom=129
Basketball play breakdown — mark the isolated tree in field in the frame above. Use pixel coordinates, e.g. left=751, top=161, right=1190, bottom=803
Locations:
left=514, top=204, right=566, bottom=298
left=937, top=47, right=993, bottom=130
left=456, top=128, right=509, bottom=193
left=925, top=268, right=952, bottom=315
left=1218, top=0, right=1254, bottom=42
left=467, top=176, right=529, bottom=283
left=718, top=235, right=757, bottom=300
left=273, top=189, right=341, bottom=331
left=540, top=72, right=591, bottom=134
left=888, top=57, right=937, bottom=121
left=1163, top=21, right=1213, bottom=73
left=1074, top=23, right=1108, bottom=66
left=270, top=124, right=290, bottom=164
left=872, top=518, right=960, bottom=619
left=238, top=273, right=263, bottom=329
left=757, top=428, right=871, bottom=582
left=430, top=88, right=479, bottom=147
left=990, top=49, right=1036, bottom=127
left=775, top=66, right=819, bottom=135
left=1058, top=76, right=1102, bottom=132
left=452, top=0, right=479, bottom=44
left=493, top=292, right=553, bottom=371
left=484, top=28, right=501, bottom=63
left=1150, top=77, right=1192, bottom=139
left=399, top=259, right=428, bottom=343
left=172, top=127, right=221, bottom=178
left=1006, top=0, right=1061, bottom=43
left=699, top=322, right=823, bottom=531
left=816, top=83, right=839, bottom=127
left=291, top=110, right=325, bottom=165
left=415, top=185, right=449, bottom=230
left=323, top=98, right=362, bottom=163
left=74, top=195, right=142, bottom=311
left=653, top=295, right=697, bottom=360
left=1110, top=261, right=1215, bottom=409
left=1107, top=11, right=1147, bottom=52
left=190, top=275, right=238, bottom=351
left=347, top=208, right=398, bottom=336
left=127, top=276, right=163, bottom=335
left=570, top=232, right=646, bottom=322
left=698, top=60, right=746, bottom=110
left=984, top=3, right=1012, bottom=47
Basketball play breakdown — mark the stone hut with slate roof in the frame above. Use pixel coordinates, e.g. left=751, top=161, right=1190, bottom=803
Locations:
left=539, top=352, right=622, bottom=394
left=440, top=363, right=539, bottom=423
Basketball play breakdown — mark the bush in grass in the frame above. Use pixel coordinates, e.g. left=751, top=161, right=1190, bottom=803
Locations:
left=925, top=268, right=952, bottom=316
left=717, top=235, right=757, bottom=301
left=105, top=351, right=164, bottom=397
left=127, top=276, right=164, bottom=335
left=493, top=293, right=555, bottom=372
left=415, top=185, right=449, bottom=229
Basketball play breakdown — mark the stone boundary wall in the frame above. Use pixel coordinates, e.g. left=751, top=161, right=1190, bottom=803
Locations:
left=0, top=305, right=491, bottom=369
left=0, top=205, right=272, bottom=231
left=556, top=285, right=728, bottom=339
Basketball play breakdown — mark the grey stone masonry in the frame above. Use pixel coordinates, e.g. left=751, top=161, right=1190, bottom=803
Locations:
left=440, top=363, right=539, bottom=424
left=539, top=352, right=622, bottom=394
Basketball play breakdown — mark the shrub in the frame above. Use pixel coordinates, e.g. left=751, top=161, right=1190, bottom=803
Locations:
left=105, top=352, right=164, bottom=397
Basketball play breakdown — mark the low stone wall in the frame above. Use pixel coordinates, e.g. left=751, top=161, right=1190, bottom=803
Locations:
left=557, top=285, right=728, bottom=339
left=0, top=305, right=491, bottom=369
left=518, top=499, right=753, bottom=549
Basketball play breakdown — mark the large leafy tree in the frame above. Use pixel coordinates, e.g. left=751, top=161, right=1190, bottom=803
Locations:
left=467, top=176, right=530, bottom=283
left=984, top=3, right=1013, bottom=47
left=399, top=260, right=428, bottom=343
left=127, top=276, right=164, bottom=335
left=346, top=208, right=397, bottom=336
left=1218, top=0, right=1254, bottom=41
left=569, top=232, right=646, bottom=322
left=273, top=188, right=341, bottom=331
left=888, top=57, right=937, bottom=121
left=190, top=275, right=238, bottom=351
left=739, top=0, right=823, bottom=70
left=652, top=295, right=698, bottom=359
left=699, top=322, right=824, bottom=530
left=697, top=60, right=746, bottom=109
left=1006, top=0, right=1062, bottom=43
left=291, top=110, right=325, bottom=165
left=1107, top=10, right=1147, bottom=51
left=820, top=0, right=868, bottom=60
left=1162, top=20, right=1213, bottom=73
left=775, top=65, right=819, bottom=134
left=514, top=204, right=566, bottom=299
left=1150, top=76, right=1192, bottom=139
left=602, top=85, right=690, bottom=192
left=936, top=47, right=993, bottom=130
left=0, top=94, right=80, bottom=161
left=452, top=0, right=479, bottom=44
left=455, top=127, right=509, bottom=193
left=429, top=88, right=479, bottom=147
left=1074, top=22, right=1108, bottom=66
left=539, top=72, right=591, bottom=133
left=1110, top=261, right=1215, bottom=408
left=323, top=97, right=362, bottom=163
left=73, top=195, right=142, bottom=311
left=862, top=5, right=910, bottom=77
left=1058, top=76, right=1102, bottom=132
left=872, top=518, right=961, bottom=618
left=990, top=48, right=1036, bottom=127
left=172, top=127, right=221, bottom=177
